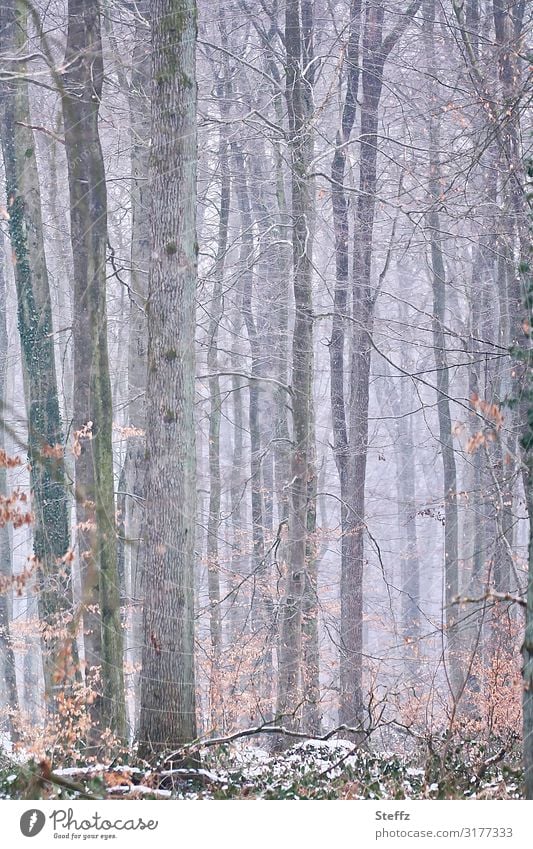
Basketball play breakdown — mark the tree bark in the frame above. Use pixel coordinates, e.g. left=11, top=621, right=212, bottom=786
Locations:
left=206, top=116, right=230, bottom=728
left=124, top=1, right=150, bottom=733
left=0, top=226, right=19, bottom=738
left=0, top=0, right=76, bottom=711
left=277, top=0, right=316, bottom=730
left=62, top=0, right=126, bottom=740
left=232, top=144, right=273, bottom=719
left=423, top=0, right=462, bottom=698
left=137, top=0, right=198, bottom=758
left=337, top=0, right=421, bottom=728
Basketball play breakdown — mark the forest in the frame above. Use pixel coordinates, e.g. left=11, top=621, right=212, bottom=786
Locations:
left=0, top=0, right=532, bottom=802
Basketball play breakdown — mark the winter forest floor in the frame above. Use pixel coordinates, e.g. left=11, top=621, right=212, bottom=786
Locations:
left=0, top=737, right=523, bottom=801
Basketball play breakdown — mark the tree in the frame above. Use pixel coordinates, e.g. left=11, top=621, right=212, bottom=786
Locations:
left=0, top=0, right=76, bottom=710
left=330, top=0, right=422, bottom=730
left=62, top=0, right=126, bottom=741
left=122, top=0, right=150, bottom=731
left=276, top=0, right=317, bottom=731
left=0, top=225, right=19, bottom=737
left=137, top=0, right=198, bottom=758
left=423, top=0, right=462, bottom=697
left=522, top=225, right=533, bottom=799
left=523, top=251, right=533, bottom=799
left=205, top=60, right=230, bottom=726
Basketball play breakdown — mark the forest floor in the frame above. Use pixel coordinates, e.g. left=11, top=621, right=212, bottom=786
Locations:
left=0, top=737, right=523, bottom=800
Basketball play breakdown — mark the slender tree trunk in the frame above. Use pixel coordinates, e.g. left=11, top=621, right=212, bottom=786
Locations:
left=0, top=227, right=19, bottom=738
left=423, top=0, right=462, bottom=698
left=461, top=233, right=492, bottom=687
left=277, top=0, right=316, bottom=729
left=227, top=305, right=247, bottom=729
left=229, top=307, right=247, bottom=645
left=0, top=0, right=76, bottom=710
left=123, top=2, right=150, bottom=732
left=137, top=0, right=198, bottom=758
left=206, top=121, right=230, bottom=729
left=301, top=426, right=320, bottom=733
left=338, top=0, right=421, bottom=728
left=329, top=0, right=363, bottom=731
left=62, top=0, right=126, bottom=740
left=340, top=1, right=385, bottom=730
left=380, top=353, right=421, bottom=663
left=524, top=440, right=533, bottom=798
left=233, top=145, right=273, bottom=719
left=522, top=221, right=533, bottom=798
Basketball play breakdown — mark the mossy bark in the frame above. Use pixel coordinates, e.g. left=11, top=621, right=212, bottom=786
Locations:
left=0, top=0, right=76, bottom=709
left=62, top=0, right=126, bottom=743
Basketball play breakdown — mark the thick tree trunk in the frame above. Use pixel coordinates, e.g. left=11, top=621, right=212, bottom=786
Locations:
left=137, top=0, right=198, bottom=758
left=62, top=0, right=126, bottom=740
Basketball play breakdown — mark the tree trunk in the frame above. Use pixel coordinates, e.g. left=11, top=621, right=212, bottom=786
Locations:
left=137, top=0, right=198, bottom=758
left=124, top=0, right=150, bottom=733
left=277, top=0, right=316, bottom=729
left=0, top=226, right=19, bottom=738
left=206, top=119, right=230, bottom=729
left=0, top=0, right=76, bottom=711
left=423, top=0, right=462, bottom=698
left=232, top=144, right=273, bottom=719
left=62, top=0, right=126, bottom=740
left=379, top=352, right=421, bottom=666
left=338, top=0, right=421, bottom=728
left=340, top=0, right=385, bottom=730
left=524, top=441, right=533, bottom=798
left=328, top=0, right=364, bottom=731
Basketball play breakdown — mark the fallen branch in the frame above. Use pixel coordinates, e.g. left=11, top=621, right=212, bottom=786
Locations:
left=38, top=761, right=98, bottom=800
left=163, top=721, right=366, bottom=764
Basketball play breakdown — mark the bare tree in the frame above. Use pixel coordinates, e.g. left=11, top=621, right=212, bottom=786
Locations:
left=277, top=0, right=317, bottom=731
left=1, top=0, right=76, bottom=711
left=137, top=0, right=198, bottom=757
left=62, top=0, right=126, bottom=741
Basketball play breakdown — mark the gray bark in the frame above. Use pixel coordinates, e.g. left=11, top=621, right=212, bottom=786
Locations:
left=424, top=0, right=462, bottom=698
left=0, top=225, right=19, bottom=737
left=277, top=0, right=316, bottom=730
left=137, top=0, right=198, bottom=758
left=124, top=1, right=150, bottom=732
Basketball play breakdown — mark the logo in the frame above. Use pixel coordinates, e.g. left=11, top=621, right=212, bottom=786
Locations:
left=20, top=810, right=46, bottom=838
